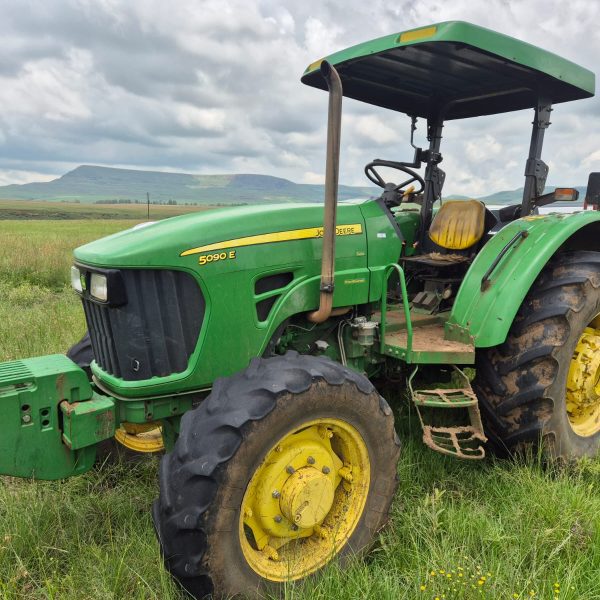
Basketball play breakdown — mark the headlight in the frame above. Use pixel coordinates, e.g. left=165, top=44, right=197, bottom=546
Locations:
left=71, top=266, right=83, bottom=293
left=90, top=273, right=108, bottom=302
left=71, top=266, right=126, bottom=306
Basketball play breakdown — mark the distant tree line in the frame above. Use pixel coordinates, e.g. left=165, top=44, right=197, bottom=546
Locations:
left=93, top=199, right=249, bottom=206
left=95, top=198, right=181, bottom=205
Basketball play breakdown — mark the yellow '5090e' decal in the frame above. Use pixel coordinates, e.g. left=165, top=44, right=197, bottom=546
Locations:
left=180, top=223, right=363, bottom=257
left=199, top=250, right=236, bottom=266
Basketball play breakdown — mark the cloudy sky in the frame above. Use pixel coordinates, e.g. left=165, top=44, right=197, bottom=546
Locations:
left=1, top=0, right=599, bottom=196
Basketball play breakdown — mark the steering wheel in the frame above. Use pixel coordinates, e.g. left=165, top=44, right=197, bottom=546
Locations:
left=364, top=159, right=425, bottom=195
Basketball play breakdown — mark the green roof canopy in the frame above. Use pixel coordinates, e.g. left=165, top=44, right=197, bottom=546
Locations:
left=301, top=21, right=595, bottom=120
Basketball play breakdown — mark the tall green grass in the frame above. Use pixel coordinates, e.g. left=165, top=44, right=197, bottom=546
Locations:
left=1, top=220, right=599, bottom=599
left=0, top=221, right=131, bottom=360
left=0, top=221, right=135, bottom=289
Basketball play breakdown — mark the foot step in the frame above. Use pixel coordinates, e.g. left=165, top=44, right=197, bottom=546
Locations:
left=410, top=367, right=487, bottom=460
left=421, top=425, right=486, bottom=460
left=413, top=388, right=478, bottom=408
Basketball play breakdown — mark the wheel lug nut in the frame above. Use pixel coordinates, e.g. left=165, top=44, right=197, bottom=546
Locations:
left=274, top=515, right=282, bottom=523
left=286, top=465, right=295, bottom=474
left=322, top=466, right=331, bottom=474
left=307, top=456, right=315, bottom=465
left=272, top=490, right=281, bottom=499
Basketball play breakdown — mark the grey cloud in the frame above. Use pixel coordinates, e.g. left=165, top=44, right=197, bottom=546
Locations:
left=0, top=0, right=599, bottom=193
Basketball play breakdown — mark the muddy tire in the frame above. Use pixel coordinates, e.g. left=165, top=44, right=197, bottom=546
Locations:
left=474, top=251, right=600, bottom=459
left=152, top=351, right=400, bottom=599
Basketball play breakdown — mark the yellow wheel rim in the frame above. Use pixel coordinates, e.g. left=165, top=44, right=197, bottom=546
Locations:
left=239, top=418, right=370, bottom=581
left=566, top=317, right=600, bottom=437
left=114, top=422, right=165, bottom=453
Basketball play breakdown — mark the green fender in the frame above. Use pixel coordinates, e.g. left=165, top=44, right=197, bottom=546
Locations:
left=448, top=210, right=600, bottom=348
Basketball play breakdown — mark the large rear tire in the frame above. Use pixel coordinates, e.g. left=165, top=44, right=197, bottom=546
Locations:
left=152, top=351, right=400, bottom=599
left=474, top=251, right=600, bottom=459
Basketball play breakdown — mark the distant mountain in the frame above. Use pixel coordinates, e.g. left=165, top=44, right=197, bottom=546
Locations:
left=0, top=165, right=588, bottom=207
left=0, top=165, right=378, bottom=205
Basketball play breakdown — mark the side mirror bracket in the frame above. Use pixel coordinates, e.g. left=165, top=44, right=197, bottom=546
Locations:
left=533, top=187, right=579, bottom=209
left=585, top=173, right=600, bottom=210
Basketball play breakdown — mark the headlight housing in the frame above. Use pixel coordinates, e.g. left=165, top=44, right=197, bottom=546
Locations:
left=70, top=265, right=127, bottom=307
left=90, top=273, right=108, bottom=302
left=71, top=266, right=84, bottom=293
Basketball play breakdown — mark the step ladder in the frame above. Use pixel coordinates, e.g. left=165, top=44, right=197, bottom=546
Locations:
left=409, top=367, right=487, bottom=460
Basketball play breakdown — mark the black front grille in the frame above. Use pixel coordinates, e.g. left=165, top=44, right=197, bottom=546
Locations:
left=82, top=269, right=204, bottom=381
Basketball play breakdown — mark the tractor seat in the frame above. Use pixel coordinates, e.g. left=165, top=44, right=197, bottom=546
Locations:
left=429, top=199, right=486, bottom=250
left=401, top=199, right=487, bottom=267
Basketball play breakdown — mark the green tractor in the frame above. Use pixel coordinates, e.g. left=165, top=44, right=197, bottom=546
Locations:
left=2, top=20, right=600, bottom=598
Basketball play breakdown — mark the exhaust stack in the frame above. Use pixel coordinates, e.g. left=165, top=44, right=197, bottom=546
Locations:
left=308, top=61, right=343, bottom=323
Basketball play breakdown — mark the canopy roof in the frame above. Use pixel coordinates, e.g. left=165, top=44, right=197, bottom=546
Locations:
left=301, top=21, right=595, bottom=120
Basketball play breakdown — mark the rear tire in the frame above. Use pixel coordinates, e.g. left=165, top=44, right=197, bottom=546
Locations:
left=474, top=251, right=600, bottom=459
left=152, top=351, right=400, bottom=599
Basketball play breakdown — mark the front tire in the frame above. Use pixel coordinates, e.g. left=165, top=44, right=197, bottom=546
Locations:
left=153, top=352, right=400, bottom=599
left=474, top=251, right=600, bottom=459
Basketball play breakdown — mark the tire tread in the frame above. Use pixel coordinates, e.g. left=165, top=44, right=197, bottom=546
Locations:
left=474, top=251, right=600, bottom=456
left=153, top=351, right=394, bottom=598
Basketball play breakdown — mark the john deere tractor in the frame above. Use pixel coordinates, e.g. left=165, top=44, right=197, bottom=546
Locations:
left=2, top=21, right=600, bottom=598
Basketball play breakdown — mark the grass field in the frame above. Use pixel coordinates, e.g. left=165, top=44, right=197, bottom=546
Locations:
left=1, top=219, right=599, bottom=600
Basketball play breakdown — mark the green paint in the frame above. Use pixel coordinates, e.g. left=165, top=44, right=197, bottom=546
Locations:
left=360, top=201, right=403, bottom=301
left=0, top=355, right=97, bottom=480
left=117, top=395, right=194, bottom=424
left=61, top=393, right=116, bottom=450
left=379, top=263, right=413, bottom=361
left=448, top=211, right=600, bottom=347
left=302, top=20, right=594, bottom=98
left=75, top=202, right=380, bottom=395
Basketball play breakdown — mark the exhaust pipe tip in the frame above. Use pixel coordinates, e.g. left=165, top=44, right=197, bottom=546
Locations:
left=320, top=60, right=332, bottom=79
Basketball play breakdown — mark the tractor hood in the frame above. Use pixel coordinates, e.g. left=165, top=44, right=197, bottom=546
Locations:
left=73, top=200, right=380, bottom=396
left=73, top=202, right=368, bottom=269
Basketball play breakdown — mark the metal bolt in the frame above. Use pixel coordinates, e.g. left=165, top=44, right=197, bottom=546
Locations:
left=286, top=465, right=295, bottom=475
left=322, top=466, right=331, bottom=474
left=291, top=524, right=299, bottom=531
left=21, top=414, right=31, bottom=424
left=307, top=456, right=315, bottom=465
left=275, top=445, right=283, bottom=453
left=272, top=490, right=281, bottom=499
left=274, top=515, right=283, bottom=523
